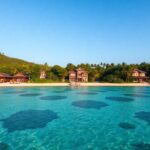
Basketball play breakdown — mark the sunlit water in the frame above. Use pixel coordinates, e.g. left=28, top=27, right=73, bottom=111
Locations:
left=0, top=86, right=150, bottom=150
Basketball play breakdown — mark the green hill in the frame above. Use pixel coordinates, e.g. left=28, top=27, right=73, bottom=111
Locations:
left=0, top=53, right=67, bottom=83
left=0, top=53, right=45, bottom=80
left=0, top=53, right=35, bottom=66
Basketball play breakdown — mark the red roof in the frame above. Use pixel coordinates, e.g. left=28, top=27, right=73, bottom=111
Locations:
left=0, top=73, right=12, bottom=78
left=133, top=69, right=146, bottom=73
left=13, top=73, right=28, bottom=78
left=69, top=71, right=76, bottom=74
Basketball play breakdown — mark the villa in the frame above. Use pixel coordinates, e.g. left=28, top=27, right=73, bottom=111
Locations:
left=132, top=69, right=149, bottom=83
left=12, top=73, right=29, bottom=83
left=0, top=72, right=29, bottom=83
left=69, top=68, right=88, bottom=82
left=0, top=73, right=12, bottom=83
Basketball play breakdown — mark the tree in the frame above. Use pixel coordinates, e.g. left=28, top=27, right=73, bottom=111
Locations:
left=66, top=63, right=76, bottom=71
left=51, top=65, right=67, bottom=82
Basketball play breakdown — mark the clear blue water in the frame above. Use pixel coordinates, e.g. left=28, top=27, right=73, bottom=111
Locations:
left=0, top=86, right=150, bottom=150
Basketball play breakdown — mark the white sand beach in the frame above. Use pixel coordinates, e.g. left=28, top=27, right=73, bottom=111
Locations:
left=0, top=82, right=150, bottom=87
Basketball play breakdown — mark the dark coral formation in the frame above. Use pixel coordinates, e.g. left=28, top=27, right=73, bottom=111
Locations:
left=40, top=95, right=67, bottom=100
left=0, top=109, right=58, bottom=132
left=124, top=94, right=150, bottom=98
left=53, top=91, right=65, bottom=93
left=20, top=93, right=41, bottom=97
left=106, top=96, right=134, bottom=102
left=131, top=142, right=150, bottom=150
left=4, top=91, right=26, bottom=94
left=76, top=92, right=98, bottom=95
left=135, top=111, right=150, bottom=125
left=72, top=100, right=109, bottom=109
left=118, top=122, right=136, bottom=130
left=0, top=142, right=9, bottom=150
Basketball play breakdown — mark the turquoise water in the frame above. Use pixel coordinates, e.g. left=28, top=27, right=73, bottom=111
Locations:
left=0, top=86, right=150, bottom=150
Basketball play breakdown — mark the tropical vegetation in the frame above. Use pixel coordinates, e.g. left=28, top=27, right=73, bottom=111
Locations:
left=0, top=53, right=150, bottom=83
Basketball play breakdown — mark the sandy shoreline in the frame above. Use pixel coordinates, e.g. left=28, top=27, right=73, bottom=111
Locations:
left=0, top=82, right=150, bottom=87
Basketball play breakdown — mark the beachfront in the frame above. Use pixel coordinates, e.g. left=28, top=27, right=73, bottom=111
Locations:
left=0, top=82, right=150, bottom=87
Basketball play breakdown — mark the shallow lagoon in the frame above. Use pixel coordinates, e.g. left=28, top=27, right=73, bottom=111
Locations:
left=0, top=86, right=150, bottom=150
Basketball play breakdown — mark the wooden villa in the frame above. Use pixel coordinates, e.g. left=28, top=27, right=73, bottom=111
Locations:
left=132, top=69, right=149, bottom=83
left=0, top=73, right=12, bottom=83
left=69, top=68, right=88, bottom=82
left=12, top=73, right=29, bottom=83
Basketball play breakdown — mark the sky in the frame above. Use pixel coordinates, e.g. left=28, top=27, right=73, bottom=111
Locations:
left=0, top=0, right=150, bottom=66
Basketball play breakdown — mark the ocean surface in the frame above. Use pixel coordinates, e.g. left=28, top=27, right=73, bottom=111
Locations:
left=0, top=86, right=150, bottom=150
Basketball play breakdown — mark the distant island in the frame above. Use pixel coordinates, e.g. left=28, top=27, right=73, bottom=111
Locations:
left=0, top=53, right=150, bottom=83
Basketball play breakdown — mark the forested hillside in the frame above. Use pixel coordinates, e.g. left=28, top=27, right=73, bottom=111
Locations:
left=0, top=53, right=46, bottom=81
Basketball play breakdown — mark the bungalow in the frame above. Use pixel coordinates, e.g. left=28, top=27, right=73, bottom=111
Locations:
left=132, top=69, right=149, bottom=83
left=69, top=68, right=88, bottom=82
left=12, top=73, right=29, bottom=83
left=0, top=73, right=12, bottom=83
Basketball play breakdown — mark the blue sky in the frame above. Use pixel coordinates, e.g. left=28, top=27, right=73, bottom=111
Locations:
left=0, top=0, right=150, bottom=66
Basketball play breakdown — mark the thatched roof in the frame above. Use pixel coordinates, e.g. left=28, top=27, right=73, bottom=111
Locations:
left=133, top=69, right=146, bottom=73
left=69, top=71, right=76, bottom=74
left=0, top=73, right=12, bottom=78
left=13, top=73, right=28, bottom=78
